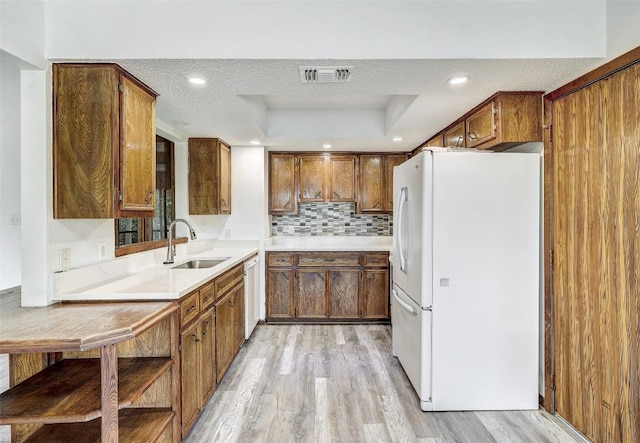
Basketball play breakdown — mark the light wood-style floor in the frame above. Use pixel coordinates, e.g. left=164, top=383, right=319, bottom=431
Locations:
left=185, top=324, right=583, bottom=443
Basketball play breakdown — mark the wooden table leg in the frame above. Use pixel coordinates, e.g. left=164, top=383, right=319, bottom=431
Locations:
left=101, top=343, right=119, bottom=442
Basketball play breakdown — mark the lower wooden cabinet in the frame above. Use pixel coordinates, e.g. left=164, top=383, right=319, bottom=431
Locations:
left=266, top=269, right=294, bottom=318
left=215, top=281, right=245, bottom=383
left=329, top=270, right=360, bottom=319
left=179, top=263, right=245, bottom=438
left=296, top=269, right=328, bottom=318
left=363, top=269, right=389, bottom=319
left=266, top=251, right=389, bottom=322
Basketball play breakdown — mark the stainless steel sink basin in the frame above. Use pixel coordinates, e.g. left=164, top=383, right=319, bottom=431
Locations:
left=171, top=258, right=230, bottom=269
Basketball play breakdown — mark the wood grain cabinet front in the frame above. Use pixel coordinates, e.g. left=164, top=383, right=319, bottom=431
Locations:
left=188, top=138, right=232, bottom=215
left=328, top=156, right=357, bottom=202
left=177, top=264, right=245, bottom=438
left=358, top=154, right=407, bottom=213
left=269, top=153, right=297, bottom=213
left=53, top=63, right=157, bottom=219
left=418, top=92, right=543, bottom=152
left=266, top=251, right=390, bottom=322
left=214, top=282, right=245, bottom=383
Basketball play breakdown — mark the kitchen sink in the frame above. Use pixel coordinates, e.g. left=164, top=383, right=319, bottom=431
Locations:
left=171, top=258, right=230, bottom=269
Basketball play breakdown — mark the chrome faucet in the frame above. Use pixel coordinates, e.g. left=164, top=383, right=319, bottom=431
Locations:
left=164, top=218, right=197, bottom=264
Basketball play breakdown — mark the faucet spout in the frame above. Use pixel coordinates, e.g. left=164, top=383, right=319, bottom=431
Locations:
left=164, top=218, right=197, bottom=264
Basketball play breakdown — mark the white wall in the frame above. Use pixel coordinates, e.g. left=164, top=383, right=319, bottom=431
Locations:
left=0, top=52, right=23, bottom=290
left=45, top=1, right=607, bottom=60
left=607, top=0, right=640, bottom=59
left=0, top=1, right=45, bottom=69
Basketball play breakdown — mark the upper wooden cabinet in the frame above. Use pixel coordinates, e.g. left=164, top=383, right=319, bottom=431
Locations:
left=53, top=63, right=157, bottom=219
left=358, top=155, right=384, bottom=212
left=358, top=154, right=407, bottom=213
left=443, top=121, right=465, bottom=148
left=269, top=153, right=297, bottom=213
left=385, top=154, right=407, bottom=210
left=188, top=138, right=231, bottom=215
left=268, top=151, right=406, bottom=214
left=328, top=156, right=357, bottom=201
left=298, top=154, right=357, bottom=203
left=470, top=93, right=543, bottom=150
left=298, top=155, right=326, bottom=202
left=414, top=91, right=543, bottom=153
left=424, top=133, right=444, bottom=149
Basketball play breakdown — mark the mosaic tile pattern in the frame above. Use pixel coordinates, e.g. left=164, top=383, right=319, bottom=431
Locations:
left=271, top=202, right=392, bottom=236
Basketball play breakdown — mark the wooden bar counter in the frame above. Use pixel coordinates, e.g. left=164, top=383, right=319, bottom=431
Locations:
left=0, top=296, right=180, bottom=443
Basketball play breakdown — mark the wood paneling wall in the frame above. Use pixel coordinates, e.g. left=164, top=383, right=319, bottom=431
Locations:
left=548, top=51, right=639, bottom=443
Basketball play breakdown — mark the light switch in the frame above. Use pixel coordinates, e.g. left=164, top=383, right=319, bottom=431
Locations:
left=439, top=278, right=450, bottom=287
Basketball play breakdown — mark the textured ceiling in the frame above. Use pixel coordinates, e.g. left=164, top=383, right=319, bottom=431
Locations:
left=112, top=57, right=601, bottom=151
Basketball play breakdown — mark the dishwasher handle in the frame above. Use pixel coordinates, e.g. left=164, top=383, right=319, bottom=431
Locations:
left=244, top=256, right=259, bottom=273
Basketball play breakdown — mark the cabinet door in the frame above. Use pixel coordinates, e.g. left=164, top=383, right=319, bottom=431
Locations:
left=328, top=270, right=360, bottom=319
left=425, top=133, right=444, bottom=147
left=359, top=155, right=384, bottom=212
left=218, top=142, right=231, bottom=214
left=328, top=156, right=356, bottom=201
left=119, top=75, right=156, bottom=214
left=180, top=321, right=200, bottom=436
left=269, top=154, right=297, bottom=213
left=295, top=270, right=328, bottom=318
left=188, top=138, right=217, bottom=215
left=363, top=269, right=389, bottom=319
left=53, top=65, right=117, bottom=219
left=444, top=121, right=465, bottom=148
left=384, top=155, right=407, bottom=211
left=267, top=269, right=294, bottom=319
left=215, top=291, right=235, bottom=383
left=199, top=310, right=216, bottom=405
left=466, top=101, right=497, bottom=148
left=298, top=156, right=326, bottom=202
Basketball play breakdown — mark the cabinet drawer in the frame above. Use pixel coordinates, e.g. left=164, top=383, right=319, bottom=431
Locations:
left=268, top=253, right=294, bottom=267
left=215, top=263, right=244, bottom=300
left=180, top=291, right=200, bottom=327
left=199, top=281, right=216, bottom=310
left=297, top=253, right=360, bottom=267
left=362, top=253, right=389, bottom=268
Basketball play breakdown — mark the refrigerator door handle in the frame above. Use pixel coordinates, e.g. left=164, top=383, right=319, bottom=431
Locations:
left=392, top=288, right=417, bottom=316
left=397, top=186, right=408, bottom=273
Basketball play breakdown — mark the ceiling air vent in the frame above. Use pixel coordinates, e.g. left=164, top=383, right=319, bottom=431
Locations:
left=299, top=66, right=353, bottom=83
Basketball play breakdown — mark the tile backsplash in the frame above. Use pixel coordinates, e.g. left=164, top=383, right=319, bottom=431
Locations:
left=271, top=202, right=392, bottom=236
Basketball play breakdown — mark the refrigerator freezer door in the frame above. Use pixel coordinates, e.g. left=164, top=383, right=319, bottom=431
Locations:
left=430, top=152, right=540, bottom=410
left=391, top=284, right=433, bottom=411
left=393, top=152, right=433, bottom=308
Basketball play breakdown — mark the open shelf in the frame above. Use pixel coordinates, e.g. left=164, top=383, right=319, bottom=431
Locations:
left=23, top=408, right=174, bottom=443
left=0, top=358, right=172, bottom=424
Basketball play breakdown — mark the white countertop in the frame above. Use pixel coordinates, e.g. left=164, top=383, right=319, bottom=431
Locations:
left=54, top=244, right=259, bottom=301
left=264, top=236, right=392, bottom=252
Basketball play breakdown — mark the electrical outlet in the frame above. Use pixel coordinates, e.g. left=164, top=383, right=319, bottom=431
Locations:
left=224, top=228, right=231, bottom=240
left=9, top=214, right=20, bottom=225
left=60, top=248, right=71, bottom=271
left=98, top=242, right=107, bottom=261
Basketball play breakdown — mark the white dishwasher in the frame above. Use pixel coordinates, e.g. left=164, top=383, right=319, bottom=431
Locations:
left=244, top=255, right=260, bottom=339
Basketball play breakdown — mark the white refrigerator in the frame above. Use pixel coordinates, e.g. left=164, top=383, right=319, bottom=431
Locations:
left=392, top=149, right=540, bottom=411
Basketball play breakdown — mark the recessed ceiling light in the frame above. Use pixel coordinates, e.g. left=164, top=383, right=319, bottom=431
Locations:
left=250, top=140, right=261, bottom=145
left=188, top=77, right=206, bottom=85
left=447, top=75, right=469, bottom=86
left=393, top=136, right=403, bottom=142
left=323, top=144, right=332, bottom=149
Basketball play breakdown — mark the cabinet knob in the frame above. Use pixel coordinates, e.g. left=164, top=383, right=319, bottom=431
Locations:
left=187, top=305, right=196, bottom=313
left=192, top=333, right=200, bottom=342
